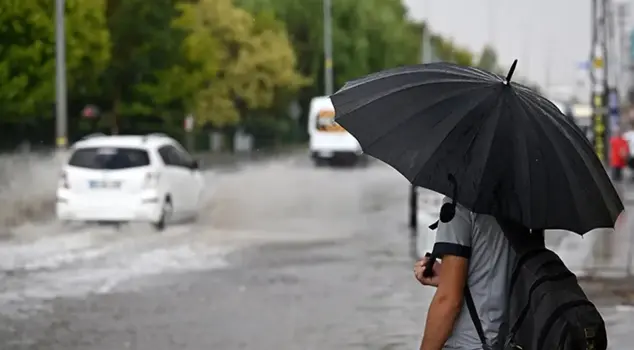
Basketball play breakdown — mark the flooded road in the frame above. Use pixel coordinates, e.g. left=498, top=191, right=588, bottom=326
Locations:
left=0, top=154, right=633, bottom=349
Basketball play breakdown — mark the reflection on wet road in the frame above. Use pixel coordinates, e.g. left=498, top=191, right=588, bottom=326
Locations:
left=0, top=154, right=633, bottom=349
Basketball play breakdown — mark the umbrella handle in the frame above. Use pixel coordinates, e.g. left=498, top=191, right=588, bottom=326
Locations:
left=423, top=252, right=436, bottom=278
left=448, top=174, right=457, bottom=202
left=440, top=174, right=458, bottom=223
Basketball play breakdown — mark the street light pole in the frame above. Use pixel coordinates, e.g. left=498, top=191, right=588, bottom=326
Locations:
left=323, top=0, right=334, bottom=96
left=615, top=3, right=626, bottom=97
left=590, top=0, right=608, bottom=163
left=55, top=0, right=67, bottom=149
left=409, top=2, right=435, bottom=253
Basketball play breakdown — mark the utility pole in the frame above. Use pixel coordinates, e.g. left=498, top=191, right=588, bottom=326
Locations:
left=411, top=4, right=435, bottom=234
left=590, top=0, right=609, bottom=163
left=590, top=0, right=617, bottom=269
left=613, top=2, right=634, bottom=277
left=420, top=1, right=434, bottom=65
left=410, top=2, right=437, bottom=249
left=55, top=0, right=67, bottom=149
left=545, top=45, right=552, bottom=94
left=616, top=3, right=629, bottom=103
left=606, top=0, right=620, bottom=132
left=408, top=2, right=435, bottom=254
left=421, top=24, right=433, bottom=64
left=487, top=0, right=495, bottom=46
left=323, top=0, right=333, bottom=96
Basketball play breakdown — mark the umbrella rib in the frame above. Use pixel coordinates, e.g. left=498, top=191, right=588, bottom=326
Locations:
left=518, top=92, right=607, bottom=183
left=358, top=84, right=491, bottom=151
left=340, top=64, right=500, bottom=91
left=519, top=101, right=535, bottom=225
left=506, top=93, right=537, bottom=225
left=467, top=95, right=507, bottom=217
left=410, top=89, right=498, bottom=189
left=514, top=91, right=587, bottom=229
left=447, top=64, right=501, bottom=81
left=337, top=79, right=491, bottom=118
left=516, top=87, right=621, bottom=230
left=514, top=93, right=573, bottom=225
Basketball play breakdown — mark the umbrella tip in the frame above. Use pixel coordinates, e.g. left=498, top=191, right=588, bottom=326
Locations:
left=504, top=59, right=518, bottom=85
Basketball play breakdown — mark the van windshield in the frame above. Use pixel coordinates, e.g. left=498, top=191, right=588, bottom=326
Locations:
left=316, top=109, right=345, bottom=132
left=68, top=147, right=150, bottom=170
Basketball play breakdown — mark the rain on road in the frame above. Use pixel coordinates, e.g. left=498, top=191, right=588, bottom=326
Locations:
left=0, top=154, right=633, bottom=349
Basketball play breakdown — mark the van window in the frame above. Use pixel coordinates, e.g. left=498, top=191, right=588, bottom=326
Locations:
left=68, top=147, right=151, bottom=169
left=316, top=109, right=345, bottom=132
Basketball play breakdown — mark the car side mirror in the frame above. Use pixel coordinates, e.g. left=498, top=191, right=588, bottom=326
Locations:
left=190, top=160, right=199, bottom=169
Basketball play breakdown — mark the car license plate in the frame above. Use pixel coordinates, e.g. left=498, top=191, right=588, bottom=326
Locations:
left=89, top=180, right=120, bottom=189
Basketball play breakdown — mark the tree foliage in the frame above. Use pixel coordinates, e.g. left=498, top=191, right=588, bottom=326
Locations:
left=103, top=0, right=186, bottom=130
left=238, top=0, right=479, bottom=112
left=0, top=0, right=110, bottom=123
left=0, top=0, right=506, bottom=148
left=477, top=45, right=498, bottom=72
left=239, top=0, right=422, bottom=99
left=173, top=0, right=307, bottom=127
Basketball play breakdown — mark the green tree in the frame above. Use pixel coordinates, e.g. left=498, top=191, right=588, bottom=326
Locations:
left=238, top=0, right=429, bottom=144
left=477, top=45, right=498, bottom=72
left=0, top=0, right=110, bottom=123
left=239, top=0, right=421, bottom=93
left=429, top=34, right=474, bottom=66
left=334, top=0, right=423, bottom=86
left=173, top=0, right=307, bottom=127
left=103, top=0, right=186, bottom=132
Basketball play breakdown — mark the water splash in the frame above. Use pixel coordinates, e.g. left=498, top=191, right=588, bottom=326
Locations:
left=0, top=152, right=66, bottom=229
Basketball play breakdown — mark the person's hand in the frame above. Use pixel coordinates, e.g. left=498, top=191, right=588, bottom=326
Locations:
left=414, top=257, right=441, bottom=287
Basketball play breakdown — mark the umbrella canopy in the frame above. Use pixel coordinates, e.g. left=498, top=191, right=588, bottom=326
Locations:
left=332, top=61, right=623, bottom=235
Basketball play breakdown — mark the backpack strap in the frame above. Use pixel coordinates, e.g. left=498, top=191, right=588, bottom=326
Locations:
left=464, top=285, right=491, bottom=350
left=495, top=220, right=545, bottom=350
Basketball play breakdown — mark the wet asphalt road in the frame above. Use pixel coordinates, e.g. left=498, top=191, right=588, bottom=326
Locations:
left=0, top=154, right=634, bottom=349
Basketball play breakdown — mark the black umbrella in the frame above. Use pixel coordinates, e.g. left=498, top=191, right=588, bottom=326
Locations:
left=332, top=60, right=623, bottom=235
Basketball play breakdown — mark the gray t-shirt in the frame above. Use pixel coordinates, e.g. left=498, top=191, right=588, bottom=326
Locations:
left=431, top=197, right=516, bottom=349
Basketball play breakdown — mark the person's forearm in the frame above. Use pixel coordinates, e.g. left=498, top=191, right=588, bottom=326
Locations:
left=419, top=293, right=462, bottom=350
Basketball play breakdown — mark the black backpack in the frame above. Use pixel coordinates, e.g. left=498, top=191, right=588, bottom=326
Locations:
left=463, top=220, right=608, bottom=350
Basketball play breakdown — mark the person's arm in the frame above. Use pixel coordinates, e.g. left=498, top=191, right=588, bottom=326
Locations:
left=420, top=255, right=469, bottom=350
left=419, top=199, right=472, bottom=350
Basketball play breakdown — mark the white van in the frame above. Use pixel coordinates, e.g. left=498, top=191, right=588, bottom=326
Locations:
left=307, top=96, right=363, bottom=165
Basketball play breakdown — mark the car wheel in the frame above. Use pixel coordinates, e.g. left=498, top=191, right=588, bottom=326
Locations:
left=153, top=196, right=172, bottom=231
left=312, top=156, right=328, bottom=167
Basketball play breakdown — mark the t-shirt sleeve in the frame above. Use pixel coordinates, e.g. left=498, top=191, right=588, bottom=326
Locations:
left=431, top=198, right=472, bottom=259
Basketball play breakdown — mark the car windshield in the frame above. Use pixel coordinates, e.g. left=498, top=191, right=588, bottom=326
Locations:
left=68, top=147, right=150, bottom=170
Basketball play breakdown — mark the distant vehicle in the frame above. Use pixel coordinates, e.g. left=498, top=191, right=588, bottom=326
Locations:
left=56, top=133, right=204, bottom=230
left=569, top=103, right=593, bottom=139
left=307, top=96, right=364, bottom=166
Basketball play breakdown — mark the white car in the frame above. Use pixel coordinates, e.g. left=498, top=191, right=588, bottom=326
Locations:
left=56, top=133, right=204, bottom=230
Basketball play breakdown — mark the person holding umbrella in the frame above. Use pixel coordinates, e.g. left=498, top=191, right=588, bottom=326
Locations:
left=412, top=196, right=515, bottom=349
left=331, top=60, right=619, bottom=350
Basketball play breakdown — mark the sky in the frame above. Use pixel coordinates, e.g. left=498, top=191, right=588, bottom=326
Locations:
left=403, top=0, right=614, bottom=100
